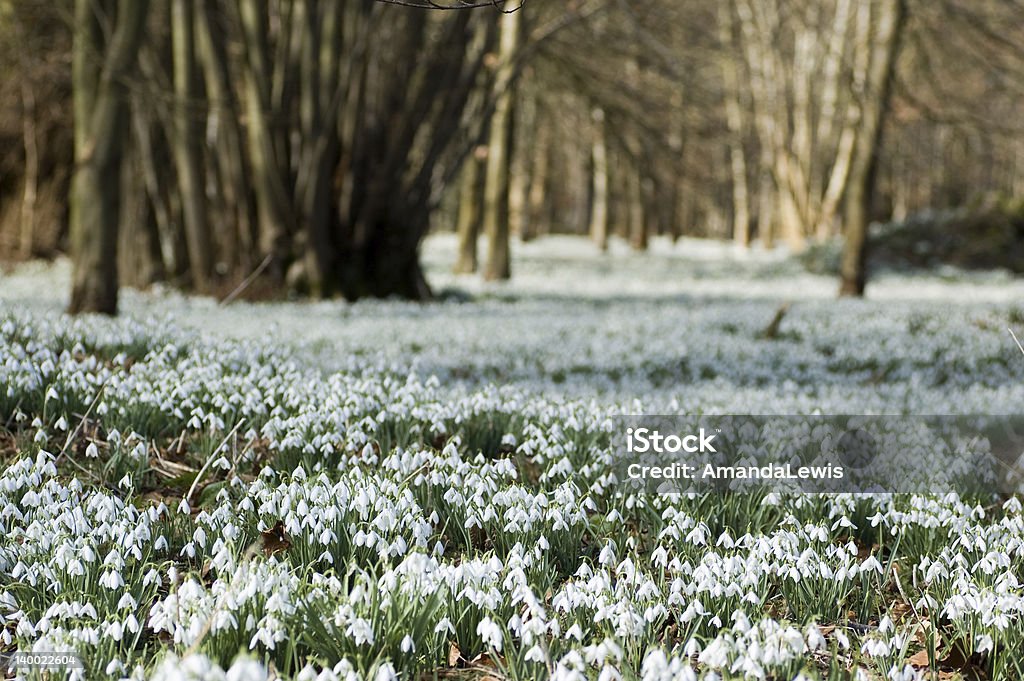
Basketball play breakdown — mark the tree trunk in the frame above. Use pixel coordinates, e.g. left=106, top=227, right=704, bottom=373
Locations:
left=527, top=120, right=551, bottom=240
left=482, top=8, right=520, bottom=281
left=509, top=90, right=533, bottom=242
left=454, top=147, right=485, bottom=274
left=68, top=0, right=149, bottom=315
left=588, top=107, right=609, bottom=252
left=196, top=0, right=256, bottom=275
left=628, top=166, right=647, bottom=251
left=172, top=0, right=213, bottom=291
left=718, top=5, right=751, bottom=247
left=839, top=0, right=906, bottom=297
left=19, top=82, right=39, bottom=259
left=238, top=0, right=291, bottom=283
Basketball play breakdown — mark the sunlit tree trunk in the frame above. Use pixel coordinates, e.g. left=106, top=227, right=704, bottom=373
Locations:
left=482, top=8, right=520, bottom=281
left=588, top=107, right=609, bottom=252
left=718, top=5, right=750, bottom=247
left=628, top=166, right=647, bottom=251
left=840, top=0, right=906, bottom=296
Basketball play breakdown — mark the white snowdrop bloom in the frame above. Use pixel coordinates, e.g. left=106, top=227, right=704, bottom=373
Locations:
left=104, top=620, right=124, bottom=642
left=698, top=637, right=730, bottom=668
left=887, top=664, right=922, bottom=681
left=55, top=416, right=68, bottom=431
left=193, top=527, right=207, bottom=547
left=976, top=633, right=994, bottom=654
left=373, top=663, right=398, bottom=681
left=861, top=636, right=891, bottom=658
left=831, top=516, right=855, bottom=530
left=346, top=618, right=374, bottom=646
left=99, top=569, right=124, bottom=589
left=151, top=653, right=226, bottom=681
left=861, top=555, right=884, bottom=574
left=805, top=623, right=827, bottom=651
left=477, top=616, right=504, bottom=651
left=226, top=656, right=268, bottom=681
left=434, top=617, right=454, bottom=635
left=144, top=568, right=162, bottom=587
left=400, top=635, right=415, bottom=653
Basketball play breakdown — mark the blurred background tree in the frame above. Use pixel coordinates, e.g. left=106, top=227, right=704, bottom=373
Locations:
left=0, top=0, right=1022, bottom=313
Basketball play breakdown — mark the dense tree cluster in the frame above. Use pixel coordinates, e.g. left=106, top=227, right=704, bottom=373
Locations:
left=0, top=0, right=1021, bottom=313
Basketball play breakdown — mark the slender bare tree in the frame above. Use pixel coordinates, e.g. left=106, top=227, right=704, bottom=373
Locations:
left=68, top=0, right=149, bottom=314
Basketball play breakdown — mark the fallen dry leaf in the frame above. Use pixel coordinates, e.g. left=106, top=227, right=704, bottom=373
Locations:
left=261, top=520, right=292, bottom=556
left=448, top=642, right=461, bottom=667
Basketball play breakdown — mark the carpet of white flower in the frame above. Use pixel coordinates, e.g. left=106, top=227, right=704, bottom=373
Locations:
left=3, top=235, right=1024, bottom=681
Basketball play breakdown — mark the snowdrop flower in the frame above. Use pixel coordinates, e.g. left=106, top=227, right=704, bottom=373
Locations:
left=400, top=635, right=415, bottom=653
left=477, top=617, right=503, bottom=651
left=99, top=570, right=124, bottom=589
left=226, top=655, right=267, bottom=681
left=373, top=663, right=398, bottom=681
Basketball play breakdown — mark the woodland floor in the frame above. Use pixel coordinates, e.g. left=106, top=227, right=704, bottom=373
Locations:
left=1, top=235, right=1024, bottom=680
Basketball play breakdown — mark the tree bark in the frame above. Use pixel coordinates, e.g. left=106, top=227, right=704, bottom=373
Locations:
left=628, top=166, right=647, bottom=251
left=172, top=0, right=213, bottom=291
left=196, top=0, right=256, bottom=275
left=588, top=107, right=609, bottom=252
left=482, top=8, right=520, bottom=281
left=19, top=82, right=39, bottom=259
left=526, top=119, right=551, bottom=240
left=839, top=0, right=906, bottom=297
left=68, top=0, right=149, bottom=315
left=237, top=0, right=291, bottom=283
left=454, top=147, right=486, bottom=274
left=718, top=5, right=751, bottom=247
